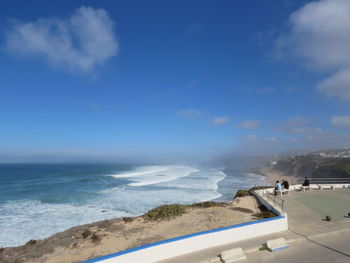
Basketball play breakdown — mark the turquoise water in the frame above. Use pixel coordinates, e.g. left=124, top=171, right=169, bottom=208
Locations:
left=0, top=164, right=265, bottom=247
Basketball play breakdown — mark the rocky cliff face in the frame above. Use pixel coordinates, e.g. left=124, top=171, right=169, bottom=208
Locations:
left=273, top=155, right=350, bottom=179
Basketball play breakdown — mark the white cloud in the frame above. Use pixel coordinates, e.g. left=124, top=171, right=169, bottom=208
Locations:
left=274, top=117, right=313, bottom=134
left=211, top=117, right=230, bottom=126
left=244, top=135, right=257, bottom=142
left=5, top=6, right=118, bottom=73
left=331, top=115, right=350, bottom=129
left=237, top=120, right=261, bottom=130
left=265, top=136, right=279, bottom=143
left=317, top=68, right=350, bottom=101
left=279, top=0, right=350, bottom=101
left=179, top=108, right=201, bottom=118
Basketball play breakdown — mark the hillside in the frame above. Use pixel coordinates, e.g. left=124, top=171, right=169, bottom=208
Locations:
left=272, top=155, right=350, bottom=179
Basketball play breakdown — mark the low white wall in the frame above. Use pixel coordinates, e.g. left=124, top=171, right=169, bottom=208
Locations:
left=82, top=216, right=288, bottom=263
left=258, top=184, right=350, bottom=192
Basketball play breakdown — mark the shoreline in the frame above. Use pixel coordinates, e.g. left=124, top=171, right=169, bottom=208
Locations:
left=259, top=166, right=296, bottom=185
left=0, top=165, right=229, bottom=248
left=3, top=167, right=261, bottom=250
left=1, top=196, right=263, bottom=263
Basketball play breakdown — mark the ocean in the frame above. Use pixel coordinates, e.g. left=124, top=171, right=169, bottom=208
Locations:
left=0, top=164, right=266, bottom=247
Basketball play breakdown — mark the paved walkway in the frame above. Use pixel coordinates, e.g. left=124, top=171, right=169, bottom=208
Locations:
left=282, top=189, right=350, bottom=236
left=244, top=229, right=350, bottom=263
left=158, top=189, right=350, bottom=263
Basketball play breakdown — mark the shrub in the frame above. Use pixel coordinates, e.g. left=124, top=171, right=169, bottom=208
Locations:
left=253, top=205, right=276, bottom=218
left=122, top=217, right=134, bottom=223
left=144, top=204, right=186, bottom=221
left=248, top=186, right=273, bottom=194
left=253, top=211, right=276, bottom=218
left=91, top=233, right=101, bottom=243
left=234, top=190, right=250, bottom=198
left=259, top=245, right=268, bottom=251
left=25, top=240, right=37, bottom=246
left=81, top=229, right=92, bottom=239
left=190, top=201, right=227, bottom=208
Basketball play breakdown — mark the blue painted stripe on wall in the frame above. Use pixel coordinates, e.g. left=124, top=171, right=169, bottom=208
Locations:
left=81, top=216, right=285, bottom=263
left=270, top=245, right=289, bottom=252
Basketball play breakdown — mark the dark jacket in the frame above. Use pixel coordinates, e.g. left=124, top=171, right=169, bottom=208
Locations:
left=302, top=179, right=310, bottom=186
left=282, top=181, right=289, bottom=189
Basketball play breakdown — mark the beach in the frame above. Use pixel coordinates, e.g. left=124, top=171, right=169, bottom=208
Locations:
left=259, top=166, right=296, bottom=185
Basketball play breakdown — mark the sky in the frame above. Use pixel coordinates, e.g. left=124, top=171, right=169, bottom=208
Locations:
left=1, top=0, right=350, bottom=163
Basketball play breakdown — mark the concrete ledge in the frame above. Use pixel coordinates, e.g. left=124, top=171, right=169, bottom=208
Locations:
left=318, top=185, right=334, bottom=190
left=266, top=237, right=289, bottom=252
left=220, top=247, right=246, bottom=263
left=208, top=257, right=221, bottom=263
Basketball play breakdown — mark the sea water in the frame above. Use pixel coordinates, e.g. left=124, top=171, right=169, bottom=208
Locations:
left=0, top=164, right=266, bottom=247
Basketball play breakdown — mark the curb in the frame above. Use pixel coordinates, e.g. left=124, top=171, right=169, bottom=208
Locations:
left=244, top=227, right=350, bottom=255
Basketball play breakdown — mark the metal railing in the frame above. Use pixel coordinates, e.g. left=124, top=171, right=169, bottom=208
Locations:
left=295, top=177, right=350, bottom=184
left=261, top=189, right=285, bottom=212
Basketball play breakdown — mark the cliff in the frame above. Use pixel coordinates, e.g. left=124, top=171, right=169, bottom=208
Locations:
left=0, top=197, right=262, bottom=263
left=272, top=155, right=350, bottom=179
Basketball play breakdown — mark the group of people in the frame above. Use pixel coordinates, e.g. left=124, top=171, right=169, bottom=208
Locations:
left=274, top=179, right=289, bottom=194
left=274, top=177, right=310, bottom=194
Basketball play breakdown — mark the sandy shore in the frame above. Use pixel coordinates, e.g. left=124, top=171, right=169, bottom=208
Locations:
left=0, top=196, right=262, bottom=263
left=259, top=167, right=296, bottom=185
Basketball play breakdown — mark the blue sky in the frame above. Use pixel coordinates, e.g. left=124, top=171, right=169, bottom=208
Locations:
left=1, top=0, right=350, bottom=163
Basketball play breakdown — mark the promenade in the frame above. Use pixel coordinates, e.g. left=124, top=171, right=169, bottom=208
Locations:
left=158, top=188, right=350, bottom=263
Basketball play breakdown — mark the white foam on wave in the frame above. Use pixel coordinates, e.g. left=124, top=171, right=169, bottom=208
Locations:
left=0, top=199, right=131, bottom=248
left=109, top=166, right=170, bottom=178
left=0, top=166, right=227, bottom=247
left=100, top=184, right=222, bottom=216
left=157, top=169, right=226, bottom=191
left=109, top=165, right=199, bottom=187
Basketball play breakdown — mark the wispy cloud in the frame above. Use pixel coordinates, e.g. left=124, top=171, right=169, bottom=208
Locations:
left=244, top=134, right=257, bottom=142
left=5, top=6, right=118, bottom=73
left=179, top=108, right=201, bottom=118
left=285, top=86, right=297, bottom=92
left=256, top=87, right=276, bottom=94
left=331, top=115, right=350, bottom=129
left=87, top=103, right=101, bottom=112
left=237, top=120, right=261, bottom=130
left=211, top=117, right=230, bottom=126
left=277, top=0, right=350, bottom=101
left=274, top=117, right=314, bottom=134
left=237, top=130, right=350, bottom=156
